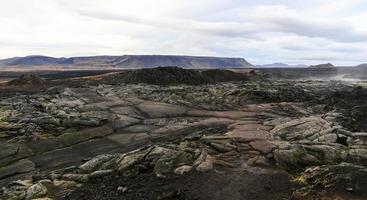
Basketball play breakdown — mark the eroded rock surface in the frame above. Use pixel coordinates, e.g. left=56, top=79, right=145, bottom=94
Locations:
left=1, top=78, right=367, bottom=200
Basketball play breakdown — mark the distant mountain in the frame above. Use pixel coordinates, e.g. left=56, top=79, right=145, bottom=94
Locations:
left=309, top=63, right=336, bottom=69
left=0, top=55, right=67, bottom=66
left=356, top=63, right=367, bottom=68
left=255, top=63, right=308, bottom=68
left=0, top=55, right=253, bottom=69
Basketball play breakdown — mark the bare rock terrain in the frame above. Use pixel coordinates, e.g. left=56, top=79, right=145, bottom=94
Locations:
left=0, top=67, right=367, bottom=200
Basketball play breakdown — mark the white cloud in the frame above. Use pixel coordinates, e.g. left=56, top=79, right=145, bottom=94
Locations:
left=0, top=0, right=366, bottom=65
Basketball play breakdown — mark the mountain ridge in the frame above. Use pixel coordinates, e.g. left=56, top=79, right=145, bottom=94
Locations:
left=309, top=63, right=336, bottom=69
left=255, top=62, right=308, bottom=68
left=0, top=55, right=253, bottom=69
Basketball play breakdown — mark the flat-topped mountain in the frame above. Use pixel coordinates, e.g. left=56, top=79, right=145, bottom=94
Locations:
left=256, top=62, right=308, bottom=68
left=0, top=55, right=252, bottom=69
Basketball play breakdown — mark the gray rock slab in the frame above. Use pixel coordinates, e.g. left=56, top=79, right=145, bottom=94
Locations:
left=137, top=102, right=189, bottom=118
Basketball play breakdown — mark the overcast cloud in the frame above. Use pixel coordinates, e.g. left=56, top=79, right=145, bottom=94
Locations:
left=0, top=0, right=367, bottom=65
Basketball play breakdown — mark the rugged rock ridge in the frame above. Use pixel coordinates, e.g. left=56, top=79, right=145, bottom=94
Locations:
left=101, top=67, right=248, bottom=85
left=0, top=55, right=253, bottom=69
left=7, top=75, right=46, bottom=87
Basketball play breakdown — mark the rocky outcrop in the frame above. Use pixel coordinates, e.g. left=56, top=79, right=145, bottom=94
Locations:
left=268, top=114, right=367, bottom=169
left=7, top=75, right=46, bottom=87
left=0, top=135, right=273, bottom=199
left=293, top=163, right=367, bottom=199
left=100, top=67, right=248, bottom=85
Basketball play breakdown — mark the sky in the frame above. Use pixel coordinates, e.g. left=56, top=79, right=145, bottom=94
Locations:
left=0, top=0, right=367, bottom=65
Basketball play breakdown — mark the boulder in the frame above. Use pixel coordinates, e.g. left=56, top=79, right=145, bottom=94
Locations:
left=108, top=114, right=140, bottom=130
left=274, top=144, right=347, bottom=169
left=195, top=152, right=214, bottom=172
left=270, top=116, right=332, bottom=141
left=298, top=163, right=367, bottom=197
left=249, top=140, right=275, bottom=154
left=26, top=180, right=52, bottom=199
left=62, top=174, right=89, bottom=183
left=116, top=150, right=147, bottom=171
left=0, top=180, right=33, bottom=200
left=174, top=165, right=192, bottom=175
left=79, top=154, right=118, bottom=173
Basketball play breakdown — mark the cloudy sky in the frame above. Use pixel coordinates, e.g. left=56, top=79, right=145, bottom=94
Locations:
left=1, top=0, right=367, bottom=65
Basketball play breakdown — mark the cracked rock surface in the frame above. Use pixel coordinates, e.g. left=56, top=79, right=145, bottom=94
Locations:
left=1, top=77, right=367, bottom=200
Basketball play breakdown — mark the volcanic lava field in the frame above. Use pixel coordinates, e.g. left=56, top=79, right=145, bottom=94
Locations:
left=1, top=67, right=367, bottom=200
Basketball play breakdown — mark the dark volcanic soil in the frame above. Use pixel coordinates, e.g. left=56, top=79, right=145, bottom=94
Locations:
left=64, top=169, right=295, bottom=200
left=324, top=86, right=367, bottom=131
left=7, top=74, right=46, bottom=86
left=101, top=67, right=248, bottom=85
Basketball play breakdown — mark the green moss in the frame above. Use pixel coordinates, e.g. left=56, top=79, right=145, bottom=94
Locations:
left=292, top=174, right=308, bottom=185
left=292, top=148, right=307, bottom=165
left=291, top=148, right=324, bottom=167
left=170, top=151, right=197, bottom=168
left=0, top=107, right=9, bottom=121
